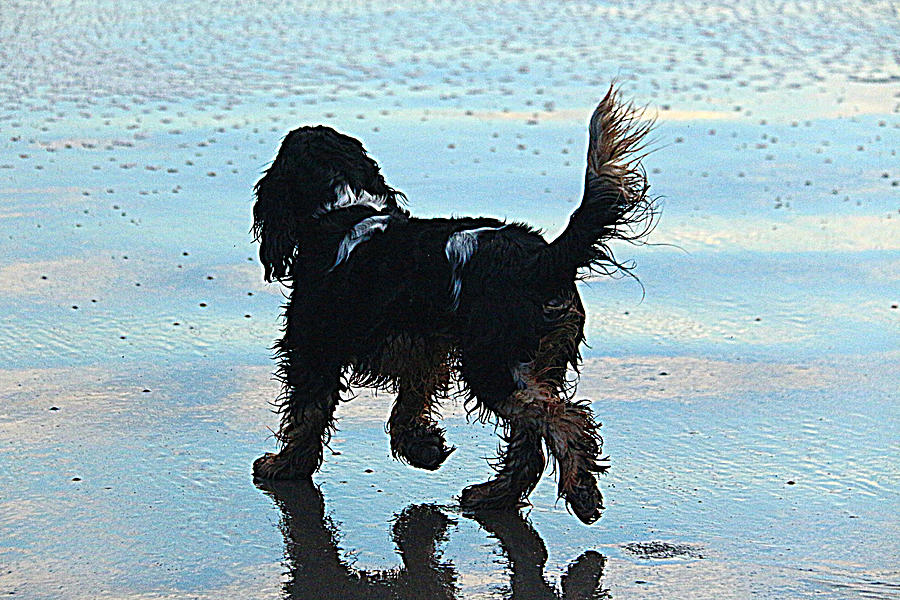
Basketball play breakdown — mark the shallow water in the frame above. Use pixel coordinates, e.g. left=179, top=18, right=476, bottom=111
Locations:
left=1, top=1, right=898, bottom=598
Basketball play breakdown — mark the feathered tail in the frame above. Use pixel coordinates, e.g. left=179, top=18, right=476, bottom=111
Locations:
left=532, top=86, right=657, bottom=290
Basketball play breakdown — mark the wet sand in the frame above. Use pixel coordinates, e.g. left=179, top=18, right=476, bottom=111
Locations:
left=1, top=1, right=898, bottom=598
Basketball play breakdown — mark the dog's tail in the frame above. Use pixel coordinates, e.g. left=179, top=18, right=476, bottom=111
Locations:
left=532, top=86, right=657, bottom=291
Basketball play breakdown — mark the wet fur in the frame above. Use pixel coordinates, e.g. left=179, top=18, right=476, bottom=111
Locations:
left=250, top=85, right=656, bottom=524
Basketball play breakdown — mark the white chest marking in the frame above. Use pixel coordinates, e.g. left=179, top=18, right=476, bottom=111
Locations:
left=332, top=214, right=392, bottom=270
left=316, top=182, right=389, bottom=217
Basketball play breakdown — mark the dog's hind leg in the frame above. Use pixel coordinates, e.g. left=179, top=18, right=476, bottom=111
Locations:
left=459, top=417, right=546, bottom=511
left=462, top=378, right=604, bottom=523
left=253, top=353, right=344, bottom=481
left=457, top=360, right=547, bottom=512
left=496, top=380, right=606, bottom=525
left=511, top=300, right=607, bottom=525
left=459, top=302, right=606, bottom=523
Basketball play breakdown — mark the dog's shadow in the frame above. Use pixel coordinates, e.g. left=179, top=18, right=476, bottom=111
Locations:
left=257, top=480, right=610, bottom=600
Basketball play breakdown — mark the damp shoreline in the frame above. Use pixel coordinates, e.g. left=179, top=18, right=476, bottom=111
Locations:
left=2, top=1, right=899, bottom=598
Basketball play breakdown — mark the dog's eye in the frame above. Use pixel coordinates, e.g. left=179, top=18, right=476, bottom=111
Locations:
left=544, top=296, right=568, bottom=310
left=542, top=296, right=573, bottom=321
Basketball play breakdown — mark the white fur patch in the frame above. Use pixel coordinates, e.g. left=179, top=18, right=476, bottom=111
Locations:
left=316, top=182, right=389, bottom=217
left=331, top=214, right=392, bottom=270
left=445, top=226, right=503, bottom=310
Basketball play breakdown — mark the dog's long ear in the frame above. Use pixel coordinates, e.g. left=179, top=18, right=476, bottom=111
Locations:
left=253, top=126, right=405, bottom=282
left=252, top=169, right=315, bottom=282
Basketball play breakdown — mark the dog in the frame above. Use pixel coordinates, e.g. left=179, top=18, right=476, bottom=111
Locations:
left=251, top=85, right=656, bottom=524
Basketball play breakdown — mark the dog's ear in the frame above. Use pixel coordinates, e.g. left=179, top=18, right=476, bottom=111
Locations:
left=252, top=172, right=308, bottom=282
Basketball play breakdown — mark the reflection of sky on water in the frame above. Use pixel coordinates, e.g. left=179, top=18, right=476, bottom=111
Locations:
left=1, top=0, right=898, bottom=598
left=2, top=359, right=897, bottom=598
left=1, top=113, right=896, bottom=366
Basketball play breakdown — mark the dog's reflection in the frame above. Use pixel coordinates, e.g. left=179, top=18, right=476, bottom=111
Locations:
left=258, top=480, right=609, bottom=600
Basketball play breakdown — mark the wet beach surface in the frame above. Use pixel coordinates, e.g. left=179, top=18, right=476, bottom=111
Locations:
left=1, top=1, right=898, bottom=598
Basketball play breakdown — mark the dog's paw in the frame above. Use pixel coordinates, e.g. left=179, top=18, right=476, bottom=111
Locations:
left=563, top=475, right=605, bottom=525
left=252, top=453, right=284, bottom=480
left=404, top=441, right=455, bottom=471
left=252, top=452, right=313, bottom=481
left=394, top=424, right=455, bottom=471
left=459, top=480, right=528, bottom=513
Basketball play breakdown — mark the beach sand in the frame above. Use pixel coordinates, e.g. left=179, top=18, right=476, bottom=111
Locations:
left=1, top=1, right=898, bottom=598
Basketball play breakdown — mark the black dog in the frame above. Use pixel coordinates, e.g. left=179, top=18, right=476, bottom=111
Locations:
left=251, top=86, right=656, bottom=524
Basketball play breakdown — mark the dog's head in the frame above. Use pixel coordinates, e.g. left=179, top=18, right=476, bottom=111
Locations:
left=253, top=126, right=404, bottom=281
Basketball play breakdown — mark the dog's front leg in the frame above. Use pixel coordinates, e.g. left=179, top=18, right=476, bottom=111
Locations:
left=253, top=354, right=344, bottom=481
left=388, top=377, right=455, bottom=471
